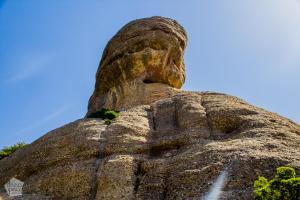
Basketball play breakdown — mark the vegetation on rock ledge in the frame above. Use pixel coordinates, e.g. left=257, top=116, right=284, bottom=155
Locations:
left=254, top=166, right=300, bottom=200
left=0, top=142, right=27, bottom=160
left=87, top=108, right=119, bottom=124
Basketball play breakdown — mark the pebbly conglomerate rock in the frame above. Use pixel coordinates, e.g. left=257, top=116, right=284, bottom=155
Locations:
left=1, top=92, right=300, bottom=199
left=87, top=16, right=187, bottom=116
left=1, top=17, right=300, bottom=200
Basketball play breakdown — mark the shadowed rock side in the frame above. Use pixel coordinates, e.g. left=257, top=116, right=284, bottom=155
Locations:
left=87, top=16, right=187, bottom=116
left=1, top=92, right=300, bottom=200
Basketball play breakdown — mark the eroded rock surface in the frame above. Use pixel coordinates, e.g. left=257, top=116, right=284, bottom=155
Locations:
left=0, top=119, right=107, bottom=200
left=87, top=16, right=187, bottom=115
left=1, top=92, right=300, bottom=200
left=1, top=17, right=299, bottom=200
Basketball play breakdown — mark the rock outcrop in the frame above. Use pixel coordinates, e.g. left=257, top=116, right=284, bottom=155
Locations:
left=87, top=16, right=187, bottom=116
left=1, top=17, right=300, bottom=200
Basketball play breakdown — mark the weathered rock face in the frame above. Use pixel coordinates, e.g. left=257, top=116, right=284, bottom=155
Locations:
left=0, top=119, right=106, bottom=199
left=1, top=17, right=300, bottom=200
left=1, top=92, right=300, bottom=200
left=87, top=16, right=187, bottom=116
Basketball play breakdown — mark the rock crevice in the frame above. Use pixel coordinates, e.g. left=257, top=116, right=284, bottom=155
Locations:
left=89, top=125, right=108, bottom=200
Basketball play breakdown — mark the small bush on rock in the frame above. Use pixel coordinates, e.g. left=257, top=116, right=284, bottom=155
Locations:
left=254, top=166, right=300, bottom=200
left=103, top=110, right=119, bottom=120
left=87, top=108, right=119, bottom=124
left=0, top=142, right=27, bottom=160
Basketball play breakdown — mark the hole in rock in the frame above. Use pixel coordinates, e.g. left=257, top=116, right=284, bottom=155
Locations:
left=143, top=79, right=155, bottom=84
left=224, top=126, right=236, bottom=134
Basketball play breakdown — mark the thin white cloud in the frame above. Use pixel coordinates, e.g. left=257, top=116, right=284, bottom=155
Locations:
left=257, top=0, right=300, bottom=71
left=279, top=0, right=300, bottom=68
left=6, top=55, right=52, bottom=83
left=15, top=105, right=71, bottom=136
left=243, top=0, right=300, bottom=71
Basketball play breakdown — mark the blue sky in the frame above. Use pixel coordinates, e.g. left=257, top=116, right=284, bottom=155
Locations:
left=1, top=0, right=300, bottom=148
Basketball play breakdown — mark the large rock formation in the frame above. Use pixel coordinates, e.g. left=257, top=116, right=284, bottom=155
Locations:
left=87, top=16, right=187, bottom=116
left=1, top=17, right=300, bottom=200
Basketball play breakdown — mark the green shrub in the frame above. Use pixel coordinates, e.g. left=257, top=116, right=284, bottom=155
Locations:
left=254, top=166, right=300, bottom=200
left=103, top=110, right=119, bottom=120
left=87, top=108, right=119, bottom=123
left=0, top=142, right=27, bottom=160
left=276, top=166, right=296, bottom=180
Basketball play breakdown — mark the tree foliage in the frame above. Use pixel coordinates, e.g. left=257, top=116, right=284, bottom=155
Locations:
left=0, top=142, right=27, bottom=160
left=254, top=166, right=300, bottom=200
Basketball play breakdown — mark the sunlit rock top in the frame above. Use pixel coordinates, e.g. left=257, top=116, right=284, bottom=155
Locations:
left=87, top=16, right=187, bottom=116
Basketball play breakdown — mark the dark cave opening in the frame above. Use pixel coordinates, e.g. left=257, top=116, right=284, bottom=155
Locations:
left=143, top=79, right=155, bottom=84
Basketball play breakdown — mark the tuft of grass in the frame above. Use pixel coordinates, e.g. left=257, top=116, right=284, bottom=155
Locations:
left=254, top=166, right=300, bottom=200
left=87, top=108, right=119, bottom=124
left=0, top=142, right=27, bottom=160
